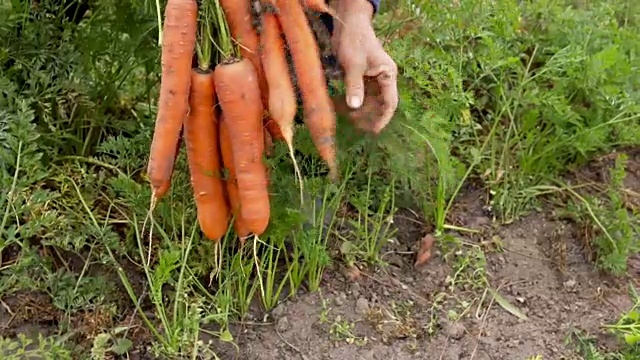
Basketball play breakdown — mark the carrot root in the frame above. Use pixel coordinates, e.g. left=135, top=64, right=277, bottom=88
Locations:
left=220, top=0, right=282, bottom=142
left=219, top=113, right=252, bottom=239
left=184, top=69, right=230, bottom=241
left=276, top=0, right=338, bottom=181
left=259, top=8, right=305, bottom=202
left=147, top=0, right=198, bottom=200
left=214, top=58, right=270, bottom=236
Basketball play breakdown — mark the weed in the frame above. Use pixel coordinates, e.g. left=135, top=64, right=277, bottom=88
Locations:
left=0, top=333, right=72, bottom=360
left=603, top=287, right=640, bottom=347
left=90, top=327, right=133, bottom=360
left=254, top=236, right=289, bottom=312
left=556, top=153, right=639, bottom=274
left=341, top=169, right=397, bottom=266
left=317, top=295, right=367, bottom=345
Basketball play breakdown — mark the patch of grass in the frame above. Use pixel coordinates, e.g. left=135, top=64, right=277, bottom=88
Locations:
left=384, top=0, right=640, bottom=222
left=555, top=153, right=639, bottom=274
left=317, top=295, right=368, bottom=345
left=604, top=287, right=640, bottom=348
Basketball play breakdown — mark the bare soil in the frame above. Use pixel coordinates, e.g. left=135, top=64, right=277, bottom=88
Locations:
left=214, top=203, right=634, bottom=360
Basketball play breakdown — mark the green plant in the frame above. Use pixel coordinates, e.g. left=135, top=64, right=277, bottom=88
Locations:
left=555, top=154, right=639, bottom=275
left=0, top=334, right=72, bottom=360
left=604, top=287, right=640, bottom=347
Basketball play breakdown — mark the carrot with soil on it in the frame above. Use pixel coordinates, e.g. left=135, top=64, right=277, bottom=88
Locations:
left=275, top=0, right=338, bottom=181
left=299, top=0, right=347, bottom=29
left=219, top=113, right=252, bottom=240
left=185, top=70, right=230, bottom=241
left=183, top=11, right=230, bottom=241
left=146, top=0, right=198, bottom=201
left=218, top=0, right=284, bottom=142
left=212, top=5, right=270, bottom=236
left=218, top=0, right=260, bottom=68
left=264, top=117, right=284, bottom=143
left=214, top=58, right=270, bottom=236
left=259, top=4, right=304, bottom=202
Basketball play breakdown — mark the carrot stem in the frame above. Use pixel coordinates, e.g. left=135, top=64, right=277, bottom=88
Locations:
left=195, top=0, right=213, bottom=70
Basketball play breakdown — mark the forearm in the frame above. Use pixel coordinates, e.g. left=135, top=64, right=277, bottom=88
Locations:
left=323, top=0, right=378, bottom=35
left=326, top=0, right=379, bottom=15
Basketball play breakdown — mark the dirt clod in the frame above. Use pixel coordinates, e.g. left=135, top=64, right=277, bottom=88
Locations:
left=272, top=303, right=287, bottom=319
left=277, top=316, right=291, bottom=333
left=355, top=297, right=369, bottom=315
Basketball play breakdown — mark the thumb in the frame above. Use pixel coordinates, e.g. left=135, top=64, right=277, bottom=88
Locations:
left=343, top=55, right=367, bottom=109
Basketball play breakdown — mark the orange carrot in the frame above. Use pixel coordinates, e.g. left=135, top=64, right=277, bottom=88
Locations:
left=147, top=0, right=198, bottom=200
left=219, top=0, right=284, bottom=142
left=275, top=0, right=338, bottom=180
left=259, top=10, right=297, bottom=142
left=264, top=117, right=284, bottom=142
left=264, top=127, right=274, bottom=157
left=219, top=113, right=251, bottom=239
left=259, top=9, right=304, bottom=198
left=184, top=69, right=230, bottom=241
left=299, top=0, right=338, bottom=17
left=214, top=58, right=270, bottom=236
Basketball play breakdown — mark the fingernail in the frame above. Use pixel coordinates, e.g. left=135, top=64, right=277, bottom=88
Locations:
left=347, top=96, right=362, bottom=109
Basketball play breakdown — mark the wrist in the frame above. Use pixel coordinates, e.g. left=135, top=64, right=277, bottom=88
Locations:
left=336, top=0, right=374, bottom=19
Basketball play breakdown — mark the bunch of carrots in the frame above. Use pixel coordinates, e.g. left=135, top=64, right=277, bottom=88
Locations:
left=146, top=0, right=339, bottom=241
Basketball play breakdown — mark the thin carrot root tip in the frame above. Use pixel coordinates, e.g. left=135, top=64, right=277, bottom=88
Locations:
left=287, top=142, right=305, bottom=205
left=328, top=166, right=339, bottom=183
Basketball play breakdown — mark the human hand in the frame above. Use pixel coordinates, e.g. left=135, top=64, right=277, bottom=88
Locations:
left=331, top=0, right=398, bottom=134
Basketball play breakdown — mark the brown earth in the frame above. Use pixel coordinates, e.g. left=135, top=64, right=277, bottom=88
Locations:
left=213, top=204, right=636, bottom=360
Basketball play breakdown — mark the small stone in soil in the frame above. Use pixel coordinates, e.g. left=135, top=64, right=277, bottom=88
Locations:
left=355, top=297, right=369, bottom=314
left=351, top=283, right=361, bottom=299
left=563, top=279, right=577, bottom=289
left=272, top=303, right=287, bottom=319
left=276, top=316, right=290, bottom=332
left=446, top=322, right=465, bottom=340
